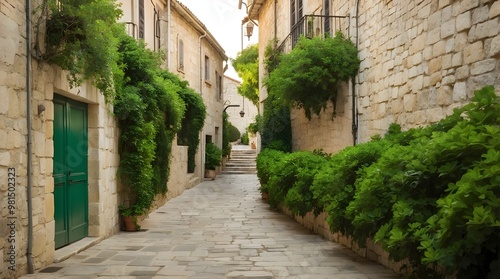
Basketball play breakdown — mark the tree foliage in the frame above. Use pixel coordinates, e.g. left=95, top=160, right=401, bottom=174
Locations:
left=231, top=44, right=259, bottom=109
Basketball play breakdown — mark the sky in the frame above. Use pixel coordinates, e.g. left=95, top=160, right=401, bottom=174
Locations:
left=177, top=0, right=259, bottom=80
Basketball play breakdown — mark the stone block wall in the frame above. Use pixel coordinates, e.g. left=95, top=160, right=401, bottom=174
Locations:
left=223, top=76, right=259, bottom=136
left=280, top=207, right=409, bottom=276
left=352, top=0, right=500, bottom=143
left=256, top=0, right=499, bottom=154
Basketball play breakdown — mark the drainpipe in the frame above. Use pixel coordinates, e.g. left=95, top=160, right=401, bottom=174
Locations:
left=167, top=0, right=171, bottom=68
left=351, top=0, right=360, bottom=146
left=149, top=0, right=157, bottom=51
left=274, top=0, right=277, bottom=40
left=198, top=31, right=207, bottom=179
left=25, top=0, right=34, bottom=273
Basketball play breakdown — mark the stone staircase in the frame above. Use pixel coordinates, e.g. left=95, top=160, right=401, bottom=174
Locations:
left=222, top=147, right=257, bottom=174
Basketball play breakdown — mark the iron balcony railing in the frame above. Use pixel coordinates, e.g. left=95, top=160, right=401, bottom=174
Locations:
left=277, top=15, right=350, bottom=54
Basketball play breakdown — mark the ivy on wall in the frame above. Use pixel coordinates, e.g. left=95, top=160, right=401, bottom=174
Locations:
left=39, top=0, right=123, bottom=101
left=174, top=72, right=207, bottom=173
left=260, top=40, right=292, bottom=152
left=113, top=34, right=186, bottom=217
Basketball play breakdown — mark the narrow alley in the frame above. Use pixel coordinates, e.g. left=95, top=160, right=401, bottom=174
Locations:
left=21, top=170, right=399, bottom=278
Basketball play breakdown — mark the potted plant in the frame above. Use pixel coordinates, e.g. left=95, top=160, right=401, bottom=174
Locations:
left=119, top=205, right=143, bottom=231
left=205, top=142, right=222, bottom=179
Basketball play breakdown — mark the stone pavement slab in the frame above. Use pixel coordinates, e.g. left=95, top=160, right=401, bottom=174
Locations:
left=21, top=174, right=399, bottom=279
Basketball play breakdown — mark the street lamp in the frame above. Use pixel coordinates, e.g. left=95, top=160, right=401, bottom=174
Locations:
left=245, top=21, right=254, bottom=40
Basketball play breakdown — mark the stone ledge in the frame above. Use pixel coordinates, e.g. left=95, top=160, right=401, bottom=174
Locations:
left=53, top=237, right=101, bottom=263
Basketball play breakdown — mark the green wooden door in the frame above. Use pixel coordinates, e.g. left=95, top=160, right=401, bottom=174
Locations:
left=53, top=95, right=88, bottom=249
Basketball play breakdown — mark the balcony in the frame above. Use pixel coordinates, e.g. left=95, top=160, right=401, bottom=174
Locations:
left=277, top=15, right=350, bottom=54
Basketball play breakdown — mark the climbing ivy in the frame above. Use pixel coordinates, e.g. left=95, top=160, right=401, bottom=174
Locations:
left=40, top=0, right=123, bottom=101
left=114, top=35, right=185, bottom=218
left=166, top=71, right=206, bottom=174
left=260, top=40, right=292, bottom=152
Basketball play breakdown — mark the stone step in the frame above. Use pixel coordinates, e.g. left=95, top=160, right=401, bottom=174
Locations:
left=225, top=162, right=257, bottom=168
left=221, top=170, right=257, bottom=174
left=223, top=166, right=257, bottom=171
left=224, top=148, right=257, bottom=174
left=230, top=154, right=257, bottom=158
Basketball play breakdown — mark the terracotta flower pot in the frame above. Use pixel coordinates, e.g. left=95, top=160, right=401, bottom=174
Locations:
left=204, top=169, right=217, bottom=180
left=122, top=216, right=139, bottom=231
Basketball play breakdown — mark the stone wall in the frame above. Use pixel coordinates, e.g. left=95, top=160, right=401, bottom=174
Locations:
left=256, top=0, right=500, bottom=153
left=1, top=2, right=121, bottom=276
left=280, top=207, right=409, bottom=276
left=353, top=0, right=500, bottom=144
left=169, top=2, right=226, bottom=178
left=223, top=76, right=259, bottom=136
left=1, top=1, right=30, bottom=277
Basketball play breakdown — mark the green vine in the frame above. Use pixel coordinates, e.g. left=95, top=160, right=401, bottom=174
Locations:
left=260, top=40, right=292, bottom=152
left=40, top=0, right=123, bottom=101
left=174, top=73, right=207, bottom=173
left=114, top=35, right=186, bottom=218
left=265, top=32, right=360, bottom=119
left=222, top=112, right=232, bottom=157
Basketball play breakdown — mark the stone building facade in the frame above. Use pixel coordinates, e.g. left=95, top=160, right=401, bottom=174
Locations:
left=248, top=0, right=500, bottom=153
left=1, top=0, right=227, bottom=277
left=166, top=0, right=228, bottom=178
left=223, top=75, right=259, bottom=137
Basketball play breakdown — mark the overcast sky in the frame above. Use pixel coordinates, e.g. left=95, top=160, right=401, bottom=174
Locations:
left=178, top=0, right=258, bottom=80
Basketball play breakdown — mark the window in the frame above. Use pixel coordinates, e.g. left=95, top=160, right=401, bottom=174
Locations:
left=204, top=56, right=210, bottom=81
left=218, top=74, right=223, bottom=101
left=139, top=0, right=144, bottom=39
left=216, top=72, right=222, bottom=101
left=178, top=39, right=184, bottom=71
left=290, top=0, right=303, bottom=28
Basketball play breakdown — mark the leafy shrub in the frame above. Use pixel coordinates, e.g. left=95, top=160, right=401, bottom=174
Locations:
left=205, top=142, right=222, bottom=170
left=265, top=32, right=360, bottom=119
left=417, top=86, right=500, bottom=278
left=348, top=86, right=500, bottom=277
left=283, top=152, right=329, bottom=216
left=241, top=131, right=249, bottom=145
left=255, top=85, right=500, bottom=278
left=256, top=149, right=285, bottom=194
left=228, top=124, right=241, bottom=142
left=265, top=152, right=323, bottom=211
left=312, top=138, right=390, bottom=236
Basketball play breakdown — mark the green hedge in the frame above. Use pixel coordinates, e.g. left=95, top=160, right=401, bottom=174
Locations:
left=256, top=86, right=500, bottom=278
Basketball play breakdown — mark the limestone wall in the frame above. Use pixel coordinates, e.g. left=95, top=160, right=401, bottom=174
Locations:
left=353, top=0, right=500, bottom=143
left=1, top=1, right=117, bottom=277
left=223, top=76, right=259, bottom=136
left=169, top=2, right=226, bottom=178
left=1, top=1, right=30, bottom=277
left=256, top=0, right=500, bottom=153
left=280, top=207, right=408, bottom=276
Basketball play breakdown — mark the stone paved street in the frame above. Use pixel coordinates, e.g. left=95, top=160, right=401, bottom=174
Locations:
left=22, top=173, right=399, bottom=279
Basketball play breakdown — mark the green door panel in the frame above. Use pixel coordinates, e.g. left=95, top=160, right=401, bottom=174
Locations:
left=53, top=95, right=88, bottom=249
